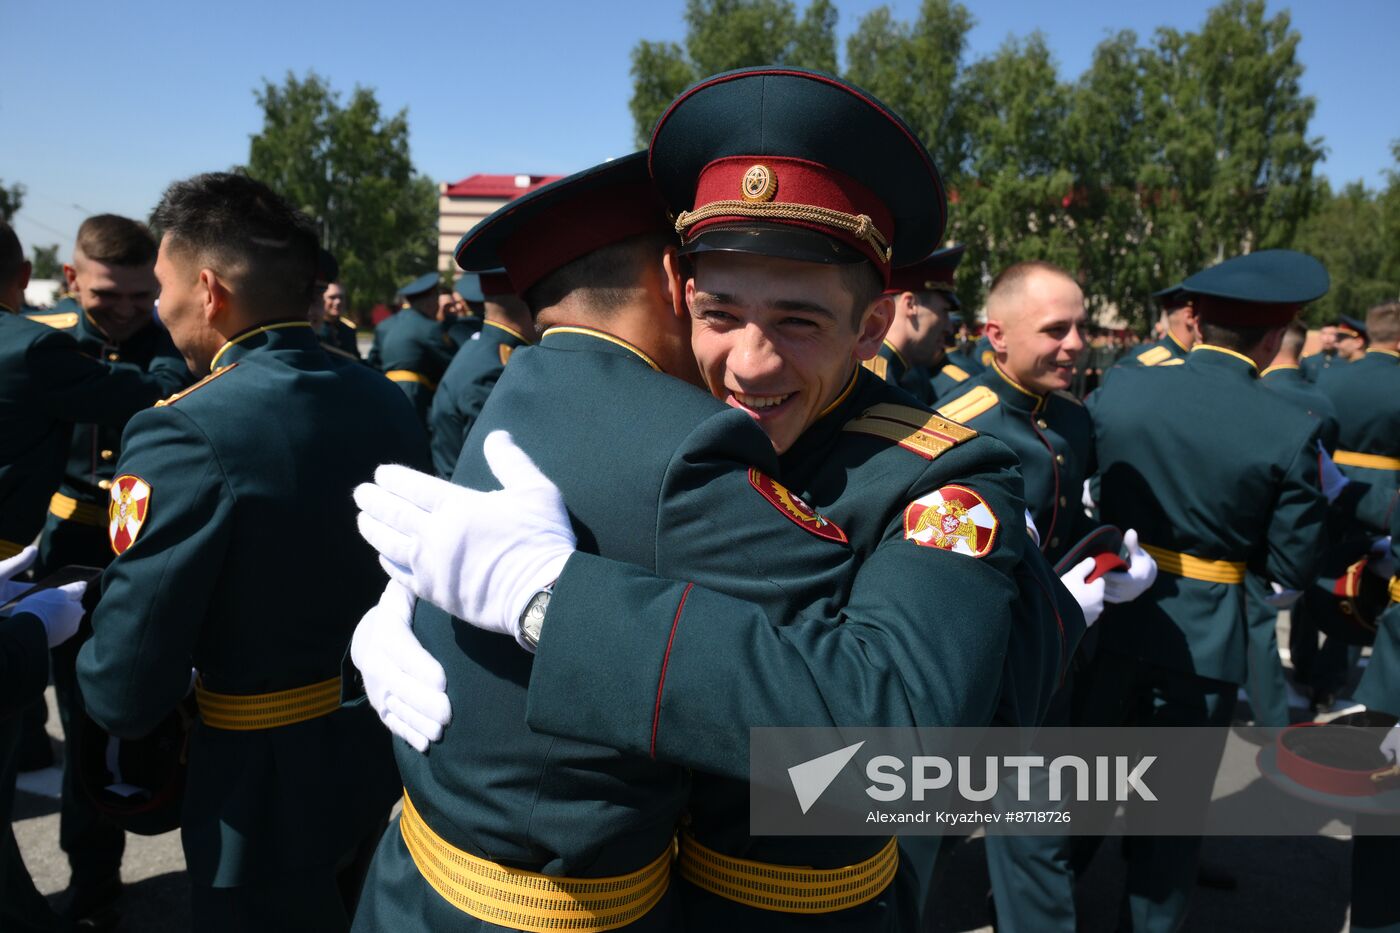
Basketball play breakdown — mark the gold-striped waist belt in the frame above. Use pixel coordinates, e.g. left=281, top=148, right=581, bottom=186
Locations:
left=385, top=369, right=438, bottom=391
left=50, top=492, right=105, bottom=527
left=0, top=538, right=23, bottom=560
left=1141, top=544, right=1246, bottom=585
left=1333, top=450, right=1400, bottom=471
left=399, top=791, right=671, bottom=932
left=195, top=676, right=341, bottom=731
left=677, top=832, right=898, bottom=915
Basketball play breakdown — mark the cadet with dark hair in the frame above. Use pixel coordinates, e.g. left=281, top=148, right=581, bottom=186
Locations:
left=75, top=172, right=430, bottom=932
left=863, top=245, right=970, bottom=404
left=367, top=272, right=458, bottom=425
left=427, top=270, right=533, bottom=476
left=1105, top=284, right=1200, bottom=380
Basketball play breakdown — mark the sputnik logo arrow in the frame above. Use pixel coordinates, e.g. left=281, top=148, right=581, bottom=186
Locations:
left=788, top=741, right=865, bottom=814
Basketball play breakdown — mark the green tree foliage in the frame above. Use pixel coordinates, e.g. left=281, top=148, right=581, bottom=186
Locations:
left=30, top=243, right=62, bottom=279
left=630, top=0, right=1377, bottom=331
left=0, top=180, right=24, bottom=223
left=243, top=72, right=437, bottom=312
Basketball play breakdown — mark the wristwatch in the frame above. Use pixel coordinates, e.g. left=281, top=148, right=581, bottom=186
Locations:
left=519, top=584, right=554, bottom=650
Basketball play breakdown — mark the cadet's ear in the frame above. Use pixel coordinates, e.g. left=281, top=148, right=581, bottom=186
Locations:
left=661, top=245, right=687, bottom=320
left=198, top=268, right=232, bottom=325
left=854, top=294, right=895, bottom=361
left=984, top=319, right=1007, bottom=354
left=62, top=263, right=77, bottom=291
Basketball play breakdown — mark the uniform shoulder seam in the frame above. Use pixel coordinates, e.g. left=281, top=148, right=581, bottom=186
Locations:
left=154, top=363, right=237, bottom=407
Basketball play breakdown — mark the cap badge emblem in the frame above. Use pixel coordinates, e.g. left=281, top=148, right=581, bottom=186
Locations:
left=741, top=164, right=777, bottom=202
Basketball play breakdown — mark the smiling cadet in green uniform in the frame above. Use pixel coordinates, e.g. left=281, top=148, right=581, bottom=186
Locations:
left=863, top=245, right=969, bottom=405
left=353, top=68, right=1076, bottom=932
left=1317, top=303, right=1400, bottom=534
left=367, top=272, right=457, bottom=424
left=427, top=270, right=532, bottom=477
left=937, top=260, right=1158, bottom=933
left=25, top=215, right=191, bottom=929
left=1081, top=249, right=1330, bottom=932
left=75, top=173, right=429, bottom=933
left=309, top=249, right=360, bottom=360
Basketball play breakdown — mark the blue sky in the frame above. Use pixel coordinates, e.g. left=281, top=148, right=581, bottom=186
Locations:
left=5, top=0, right=1396, bottom=256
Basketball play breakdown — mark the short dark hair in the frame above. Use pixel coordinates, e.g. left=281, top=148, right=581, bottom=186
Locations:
left=151, top=173, right=319, bottom=319
left=1367, top=302, right=1400, bottom=344
left=1280, top=319, right=1308, bottom=356
left=837, top=261, right=885, bottom=329
left=1200, top=321, right=1275, bottom=351
left=75, top=214, right=157, bottom=266
left=0, top=221, right=23, bottom=288
left=523, top=233, right=672, bottom=319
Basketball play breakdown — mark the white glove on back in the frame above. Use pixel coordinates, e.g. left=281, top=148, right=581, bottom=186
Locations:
left=350, top=581, right=451, bottom=753
left=355, top=430, right=576, bottom=648
left=1102, top=529, right=1158, bottom=604
left=12, top=582, right=87, bottom=648
left=1318, top=442, right=1349, bottom=504
left=1061, top=557, right=1106, bottom=628
left=0, top=545, right=38, bottom=604
left=1382, top=723, right=1400, bottom=764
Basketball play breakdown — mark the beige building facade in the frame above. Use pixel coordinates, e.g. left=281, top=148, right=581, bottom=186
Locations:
left=437, top=173, right=561, bottom=278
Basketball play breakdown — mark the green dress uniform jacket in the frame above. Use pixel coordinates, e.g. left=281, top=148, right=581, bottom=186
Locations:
left=1089, top=345, right=1326, bottom=685
left=946, top=335, right=992, bottom=377
left=1104, top=333, right=1189, bottom=384
left=928, top=355, right=973, bottom=401
left=937, top=363, right=1095, bottom=564
left=352, top=328, right=1074, bottom=932
left=75, top=322, right=429, bottom=921
left=1299, top=349, right=1340, bottom=383
left=315, top=317, right=361, bottom=360
left=861, top=340, right=933, bottom=405
left=427, top=320, right=530, bottom=477
left=366, top=309, right=457, bottom=424
left=0, top=307, right=179, bottom=557
left=1317, top=349, right=1400, bottom=534
left=1261, top=363, right=1340, bottom=452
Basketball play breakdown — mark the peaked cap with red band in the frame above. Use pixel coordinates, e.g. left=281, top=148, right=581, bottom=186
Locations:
left=648, top=67, right=946, bottom=283
left=1182, top=249, right=1329, bottom=328
left=886, top=244, right=965, bottom=298
left=454, top=151, right=671, bottom=296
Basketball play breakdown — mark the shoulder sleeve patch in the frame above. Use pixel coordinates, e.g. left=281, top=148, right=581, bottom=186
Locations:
left=903, top=484, right=999, bottom=557
left=155, top=363, right=237, bottom=407
left=1052, top=389, right=1083, bottom=406
left=861, top=355, right=890, bottom=380
left=1138, top=345, right=1173, bottom=367
left=942, top=363, right=970, bottom=382
left=108, top=475, right=152, bottom=555
left=28, top=311, right=79, bottom=329
left=843, top=402, right=978, bottom=461
left=499, top=344, right=514, bottom=367
left=747, top=469, right=848, bottom=544
left=936, top=385, right=999, bottom=424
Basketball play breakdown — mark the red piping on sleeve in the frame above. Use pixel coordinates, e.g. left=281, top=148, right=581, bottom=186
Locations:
left=651, top=583, right=694, bottom=759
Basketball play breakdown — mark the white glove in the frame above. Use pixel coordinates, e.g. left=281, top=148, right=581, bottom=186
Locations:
left=1061, top=557, right=1106, bottom=628
left=12, top=582, right=87, bottom=648
left=1081, top=478, right=1096, bottom=511
left=0, top=545, right=38, bottom=604
left=1264, top=582, right=1303, bottom=610
left=1317, top=443, right=1349, bottom=504
left=355, top=430, right=576, bottom=649
left=351, top=581, right=451, bottom=753
left=1103, top=529, right=1158, bottom=604
left=1382, top=723, right=1400, bottom=764
left=1024, top=510, right=1041, bottom=547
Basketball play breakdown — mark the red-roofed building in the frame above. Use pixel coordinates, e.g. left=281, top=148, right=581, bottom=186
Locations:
left=438, top=173, right=563, bottom=276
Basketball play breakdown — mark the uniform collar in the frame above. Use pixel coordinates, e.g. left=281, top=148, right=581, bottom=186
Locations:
left=880, top=339, right=908, bottom=369
left=482, top=319, right=531, bottom=344
left=1190, top=343, right=1258, bottom=375
left=1365, top=347, right=1399, bottom=361
left=209, top=320, right=316, bottom=372
left=779, top=366, right=869, bottom=474
left=1260, top=363, right=1301, bottom=380
left=1164, top=331, right=1190, bottom=355
left=539, top=326, right=660, bottom=371
left=989, top=360, right=1045, bottom=413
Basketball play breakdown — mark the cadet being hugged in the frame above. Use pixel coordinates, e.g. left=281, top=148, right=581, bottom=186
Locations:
left=76, top=173, right=430, bottom=933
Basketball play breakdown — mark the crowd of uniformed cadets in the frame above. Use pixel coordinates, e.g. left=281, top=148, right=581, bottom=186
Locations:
left=0, top=64, right=1396, bottom=933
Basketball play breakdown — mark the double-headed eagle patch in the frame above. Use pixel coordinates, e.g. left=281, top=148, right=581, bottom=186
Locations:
left=108, top=475, right=151, bottom=555
left=903, top=485, right=998, bottom=557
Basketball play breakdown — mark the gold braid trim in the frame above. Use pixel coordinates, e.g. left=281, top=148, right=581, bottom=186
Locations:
left=676, top=200, right=892, bottom=264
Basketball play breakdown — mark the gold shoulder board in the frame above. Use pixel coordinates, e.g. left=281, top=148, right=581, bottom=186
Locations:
left=936, top=385, right=999, bottom=424
left=1158, top=358, right=1185, bottom=367
left=942, top=364, right=970, bottom=382
left=861, top=356, right=890, bottom=380
left=339, top=317, right=357, bottom=330
left=498, top=344, right=514, bottom=366
left=29, top=311, right=79, bottom=329
left=1138, top=345, right=1173, bottom=367
left=844, top=402, right=978, bottom=461
left=1052, top=389, right=1084, bottom=406
left=155, top=363, right=238, bottom=407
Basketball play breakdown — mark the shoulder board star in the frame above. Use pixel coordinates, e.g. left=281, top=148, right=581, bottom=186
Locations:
left=1137, top=345, right=1173, bottom=367
left=155, top=363, right=238, bottom=407
left=28, top=311, right=79, bottom=329
left=861, top=356, right=889, bottom=379
left=843, top=403, right=977, bottom=461
left=936, top=385, right=999, bottom=424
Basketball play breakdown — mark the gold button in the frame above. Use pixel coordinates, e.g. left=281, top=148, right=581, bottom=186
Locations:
left=1036, top=418, right=1048, bottom=429
left=1055, top=453, right=1066, bottom=464
left=101, top=449, right=114, bottom=461
left=107, top=352, right=119, bottom=361
left=1059, top=496, right=1068, bottom=507
left=97, top=479, right=113, bottom=491
left=1050, top=537, right=1060, bottom=548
